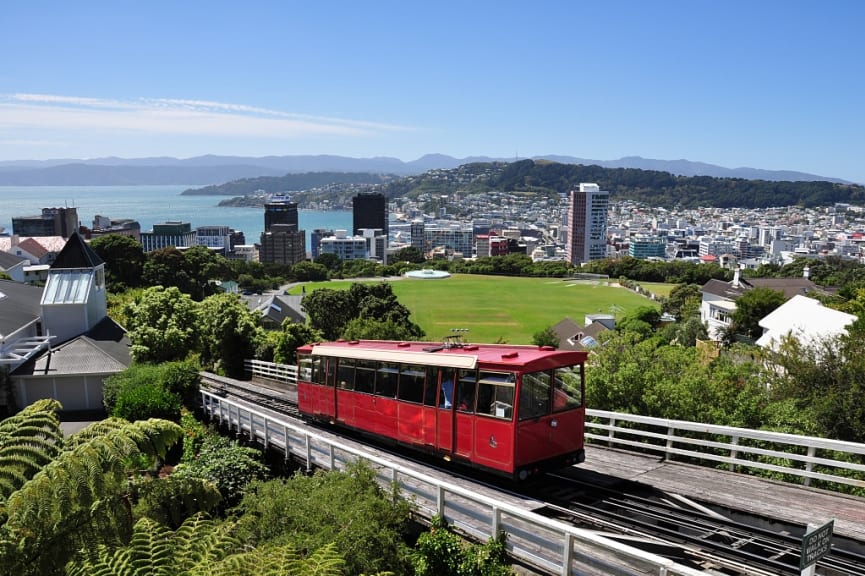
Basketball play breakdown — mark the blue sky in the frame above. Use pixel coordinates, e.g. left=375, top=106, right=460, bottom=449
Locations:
left=2, top=1, right=863, bottom=182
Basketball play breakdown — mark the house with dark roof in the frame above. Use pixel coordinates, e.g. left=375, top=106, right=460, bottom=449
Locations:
left=0, top=251, right=28, bottom=282
left=0, top=233, right=131, bottom=414
left=551, top=316, right=610, bottom=351
left=700, top=268, right=824, bottom=340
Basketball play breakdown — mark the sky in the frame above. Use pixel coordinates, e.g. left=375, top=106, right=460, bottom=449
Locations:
left=1, top=1, right=864, bottom=182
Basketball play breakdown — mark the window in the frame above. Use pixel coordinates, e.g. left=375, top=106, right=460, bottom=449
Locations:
left=553, top=365, right=583, bottom=411
left=456, top=369, right=477, bottom=413
left=476, top=371, right=515, bottom=420
left=424, top=367, right=441, bottom=406
left=519, top=370, right=551, bottom=420
left=337, top=358, right=356, bottom=390
left=355, top=359, right=376, bottom=394
left=376, top=362, right=399, bottom=397
left=398, top=364, right=425, bottom=403
left=298, top=353, right=317, bottom=383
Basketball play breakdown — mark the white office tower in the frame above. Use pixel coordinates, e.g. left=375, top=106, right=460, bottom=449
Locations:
left=566, top=183, right=610, bottom=265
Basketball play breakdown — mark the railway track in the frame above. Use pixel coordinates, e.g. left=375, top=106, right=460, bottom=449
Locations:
left=201, top=374, right=865, bottom=576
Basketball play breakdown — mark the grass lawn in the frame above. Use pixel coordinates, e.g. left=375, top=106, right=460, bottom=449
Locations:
left=634, top=282, right=677, bottom=298
left=289, top=274, right=657, bottom=345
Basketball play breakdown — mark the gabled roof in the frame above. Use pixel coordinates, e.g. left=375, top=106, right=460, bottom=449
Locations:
left=551, top=317, right=609, bottom=351
left=0, top=251, right=27, bottom=270
left=13, top=317, right=130, bottom=376
left=17, top=238, right=48, bottom=259
left=51, top=233, right=103, bottom=269
left=740, top=277, right=821, bottom=300
left=0, top=279, right=43, bottom=338
left=259, top=294, right=306, bottom=326
left=756, top=295, right=857, bottom=351
left=701, top=278, right=748, bottom=301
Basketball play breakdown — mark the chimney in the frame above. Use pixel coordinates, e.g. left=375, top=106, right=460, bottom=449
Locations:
left=732, top=267, right=740, bottom=288
left=803, top=266, right=810, bottom=280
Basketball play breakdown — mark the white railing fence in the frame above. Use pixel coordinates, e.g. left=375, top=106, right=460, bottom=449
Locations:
left=199, top=389, right=705, bottom=576
left=241, top=359, right=865, bottom=490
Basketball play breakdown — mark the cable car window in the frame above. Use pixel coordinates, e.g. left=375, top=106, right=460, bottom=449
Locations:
left=423, top=367, right=439, bottom=406
left=553, top=365, right=583, bottom=411
left=519, top=370, right=551, bottom=420
left=355, top=359, right=376, bottom=394
left=337, top=358, right=355, bottom=390
left=376, top=362, right=399, bottom=397
left=298, top=353, right=314, bottom=382
left=398, top=364, right=425, bottom=403
left=477, top=371, right=515, bottom=420
left=456, top=369, right=477, bottom=413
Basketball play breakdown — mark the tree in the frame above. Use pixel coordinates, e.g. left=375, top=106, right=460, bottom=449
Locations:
left=291, top=260, right=329, bottom=282
left=184, top=245, right=229, bottom=300
left=124, top=286, right=199, bottom=363
left=0, top=400, right=183, bottom=576
left=302, top=288, right=358, bottom=340
left=89, top=234, right=146, bottom=290
left=274, top=322, right=324, bottom=365
left=233, top=462, right=412, bottom=576
left=342, top=317, right=423, bottom=341
left=531, top=326, right=559, bottom=348
left=662, top=283, right=702, bottom=321
left=198, top=292, right=263, bottom=377
left=143, top=247, right=195, bottom=295
left=730, top=287, right=787, bottom=341
left=313, top=252, right=342, bottom=272
left=392, top=246, right=425, bottom=264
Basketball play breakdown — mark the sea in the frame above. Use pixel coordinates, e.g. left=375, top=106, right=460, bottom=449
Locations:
left=0, top=185, right=352, bottom=246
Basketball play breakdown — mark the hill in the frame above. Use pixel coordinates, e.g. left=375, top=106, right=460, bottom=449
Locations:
left=0, top=153, right=849, bottom=186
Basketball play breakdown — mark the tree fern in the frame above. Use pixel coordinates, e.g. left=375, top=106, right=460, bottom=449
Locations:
left=1, top=417, right=183, bottom=576
left=0, top=399, right=64, bottom=500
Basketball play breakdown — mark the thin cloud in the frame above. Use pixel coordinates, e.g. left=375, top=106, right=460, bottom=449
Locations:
left=0, top=93, right=414, bottom=138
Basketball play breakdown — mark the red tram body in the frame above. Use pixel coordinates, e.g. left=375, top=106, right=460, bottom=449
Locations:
left=296, top=338, right=587, bottom=480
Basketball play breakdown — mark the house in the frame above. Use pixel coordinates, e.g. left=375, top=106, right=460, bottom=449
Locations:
left=756, top=295, right=856, bottom=352
left=551, top=316, right=610, bottom=351
left=1, top=233, right=132, bottom=414
left=0, top=251, right=28, bottom=282
left=253, top=294, right=307, bottom=329
left=701, top=268, right=823, bottom=340
left=0, top=235, right=67, bottom=265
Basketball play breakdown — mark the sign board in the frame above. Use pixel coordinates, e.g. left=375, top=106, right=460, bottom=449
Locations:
left=800, top=519, right=833, bottom=570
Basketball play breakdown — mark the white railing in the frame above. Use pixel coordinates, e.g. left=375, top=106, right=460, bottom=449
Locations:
left=585, top=410, right=865, bottom=489
left=244, top=359, right=298, bottom=385
left=240, top=359, right=865, bottom=490
left=199, top=389, right=705, bottom=576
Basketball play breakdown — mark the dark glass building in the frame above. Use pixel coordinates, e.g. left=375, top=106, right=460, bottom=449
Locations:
left=352, top=193, right=387, bottom=237
left=264, top=195, right=299, bottom=232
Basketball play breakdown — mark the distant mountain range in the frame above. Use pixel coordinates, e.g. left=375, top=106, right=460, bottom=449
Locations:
left=0, top=154, right=849, bottom=186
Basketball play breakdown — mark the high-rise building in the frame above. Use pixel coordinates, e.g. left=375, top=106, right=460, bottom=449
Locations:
left=140, top=221, right=196, bottom=252
left=12, top=207, right=79, bottom=238
left=259, top=224, right=306, bottom=265
left=264, top=195, right=299, bottom=231
left=310, top=228, right=334, bottom=259
left=566, top=183, right=609, bottom=265
left=352, top=193, right=387, bottom=237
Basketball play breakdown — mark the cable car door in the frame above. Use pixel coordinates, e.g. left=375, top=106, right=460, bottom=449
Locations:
left=436, top=368, right=454, bottom=452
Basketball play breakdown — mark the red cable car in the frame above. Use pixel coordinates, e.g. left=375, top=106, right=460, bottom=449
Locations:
left=296, top=336, right=587, bottom=480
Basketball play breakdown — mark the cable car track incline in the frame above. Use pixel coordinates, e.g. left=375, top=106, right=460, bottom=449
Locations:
left=203, top=375, right=865, bottom=576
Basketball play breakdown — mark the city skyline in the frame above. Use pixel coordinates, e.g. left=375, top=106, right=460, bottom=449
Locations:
left=2, top=1, right=864, bottom=183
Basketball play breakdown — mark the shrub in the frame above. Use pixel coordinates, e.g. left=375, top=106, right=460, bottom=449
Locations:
left=112, top=382, right=181, bottom=422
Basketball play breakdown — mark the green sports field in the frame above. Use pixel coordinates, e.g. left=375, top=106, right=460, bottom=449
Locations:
left=290, top=274, right=658, bottom=345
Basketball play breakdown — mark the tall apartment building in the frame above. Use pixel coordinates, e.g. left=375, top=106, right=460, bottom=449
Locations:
left=259, top=224, right=306, bottom=265
left=352, top=192, right=388, bottom=237
left=140, top=221, right=196, bottom=252
left=319, top=230, right=369, bottom=261
left=264, top=195, right=299, bottom=231
left=12, top=207, right=79, bottom=238
left=566, top=183, right=609, bottom=265
left=310, top=228, right=334, bottom=259
left=410, top=220, right=425, bottom=253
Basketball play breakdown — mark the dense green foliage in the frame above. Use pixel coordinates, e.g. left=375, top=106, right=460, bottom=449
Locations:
left=123, top=286, right=200, bottom=363
left=102, top=361, right=200, bottom=416
left=0, top=401, right=184, bottom=576
left=89, top=234, right=146, bottom=291
left=233, top=463, right=413, bottom=576
left=412, top=516, right=512, bottom=576
left=197, top=292, right=263, bottom=378
left=727, top=287, right=787, bottom=342
left=303, top=282, right=424, bottom=341
left=112, top=382, right=182, bottom=422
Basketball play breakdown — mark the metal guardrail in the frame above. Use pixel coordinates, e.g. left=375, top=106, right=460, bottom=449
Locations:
left=245, top=359, right=865, bottom=490
left=585, top=410, right=865, bottom=489
left=199, top=389, right=705, bottom=576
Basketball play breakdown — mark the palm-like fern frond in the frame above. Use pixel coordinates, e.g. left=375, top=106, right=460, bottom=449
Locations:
left=0, top=399, right=64, bottom=500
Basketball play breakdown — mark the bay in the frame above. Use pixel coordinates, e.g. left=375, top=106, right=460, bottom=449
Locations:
left=0, top=185, right=352, bottom=247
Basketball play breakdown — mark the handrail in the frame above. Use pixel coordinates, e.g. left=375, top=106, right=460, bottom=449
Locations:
left=242, top=359, right=865, bottom=489
left=199, top=388, right=705, bottom=576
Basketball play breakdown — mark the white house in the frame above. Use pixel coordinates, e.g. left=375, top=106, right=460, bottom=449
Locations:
left=756, top=295, right=857, bottom=352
